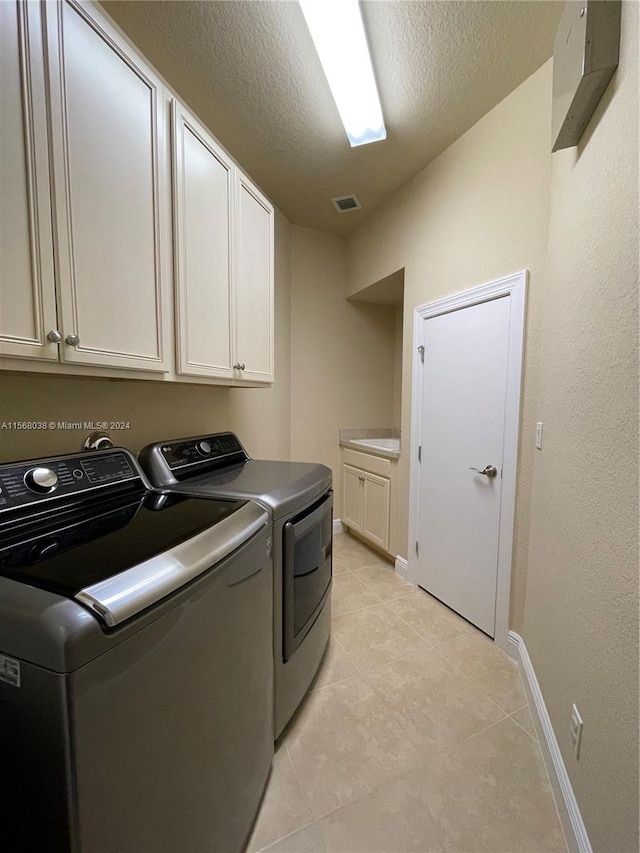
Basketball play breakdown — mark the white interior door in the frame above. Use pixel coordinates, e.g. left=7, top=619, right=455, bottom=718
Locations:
left=417, top=295, right=511, bottom=637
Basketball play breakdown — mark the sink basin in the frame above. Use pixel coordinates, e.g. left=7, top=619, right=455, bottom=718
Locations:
left=350, top=438, right=400, bottom=452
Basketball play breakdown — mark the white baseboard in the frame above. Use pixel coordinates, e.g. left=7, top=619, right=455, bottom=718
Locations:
left=507, top=631, right=592, bottom=853
left=395, top=555, right=410, bottom=582
left=332, top=519, right=345, bottom=535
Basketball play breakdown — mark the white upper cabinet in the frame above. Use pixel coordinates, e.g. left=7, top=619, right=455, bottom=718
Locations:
left=45, top=0, right=170, bottom=371
left=0, top=0, right=274, bottom=385
left=173, top=112, right=275, bottom=385
left=235, top=174, right=274, bottom=384
left=0, top=0, right=58, bottom=361
left=172, top=101, right=234, bottom=379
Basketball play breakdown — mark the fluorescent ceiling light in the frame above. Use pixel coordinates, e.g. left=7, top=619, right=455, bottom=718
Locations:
left=299, top=0, right=386, bottom=147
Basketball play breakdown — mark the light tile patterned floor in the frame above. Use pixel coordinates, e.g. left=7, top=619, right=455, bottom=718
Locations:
left=248, top=533, right=567, bottom=853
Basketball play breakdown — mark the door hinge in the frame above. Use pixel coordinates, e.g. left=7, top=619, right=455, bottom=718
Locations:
left=415, top=541, right=419, bottom=557
left=417, top=445, right=422, bottom=462
left=417, top=345, right=425, bottom=363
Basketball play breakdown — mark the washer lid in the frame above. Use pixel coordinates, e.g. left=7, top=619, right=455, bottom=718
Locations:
left=0, top=488, right=252, bottom=607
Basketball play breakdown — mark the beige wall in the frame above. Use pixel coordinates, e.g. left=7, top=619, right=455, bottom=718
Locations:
left=522, top=3, right=639, bottom=850
left=289, top=226, right=396, bottom=516
left=348, top=60, right=554, bottom=633
left=0, top=210, right=292, bottom=462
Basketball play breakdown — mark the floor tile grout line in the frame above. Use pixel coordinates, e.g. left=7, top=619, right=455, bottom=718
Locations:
left=282, top=740, right=317, bottom=832
left=350, top=586, right=418, bottom=606
left=430, top=644, right=517, bottom=718
left=311, top=672, right=363, bottom=693
left=348, top=570, right=417, bottom=603
left=383, top=600, right=448, bottom=647
left=334, top=641, right=368, bottom=679
left=434, top=645, right=517, bottom=717
left=508, top=711, right=538, bottom=742
left=284, top=728, right=383, bottom=831
left=354, top=644, right=514, bottom=757
left=320, top=633, right=372, bottom=684
left=283, top=673, right=405, bottom=827
left=332, top=597, right=385, bottom=620
left=531, top=727, right=572, bottom=853
left=380, top=600, right=439, bottom=645
left=332, top=571, right=384, bottom=597
left=331, top=632, right=349, bottom=655
left=428, top=632, right=530, bottom=717
left=256, top=814, right=318, bottom=853
left=330, top=622, right=433, bottom=680
left=456, top=713, right=511, bottom=747
left=347, top=560, right=398, bottom=573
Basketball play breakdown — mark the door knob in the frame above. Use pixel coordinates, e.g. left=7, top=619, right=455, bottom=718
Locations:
left=470, top=465, right=498, bottom=479
left=65, top=333, right=80, bottom=346
left=47, top=329, right=62, bottom=343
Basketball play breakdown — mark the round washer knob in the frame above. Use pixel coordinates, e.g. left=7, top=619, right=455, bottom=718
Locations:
left=24, top=467, right=58, bottom=494
left=196, top=440, right=212, bottom=456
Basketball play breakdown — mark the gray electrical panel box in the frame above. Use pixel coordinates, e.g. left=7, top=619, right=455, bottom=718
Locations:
left=552, top=0, right=621, bottom=152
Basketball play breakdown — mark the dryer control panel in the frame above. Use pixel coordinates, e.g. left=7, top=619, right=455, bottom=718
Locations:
left=145, top=433, right=247, bottom=477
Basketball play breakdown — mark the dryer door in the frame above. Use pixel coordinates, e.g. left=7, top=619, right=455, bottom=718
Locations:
left=282, top=490, right=333, bottom=660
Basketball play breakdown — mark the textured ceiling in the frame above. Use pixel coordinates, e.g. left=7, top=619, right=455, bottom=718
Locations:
left=101, top=0, right=563, bottom=235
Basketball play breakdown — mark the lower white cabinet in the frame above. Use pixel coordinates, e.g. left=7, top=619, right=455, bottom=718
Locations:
left=342, top=463, right=390, bottom=552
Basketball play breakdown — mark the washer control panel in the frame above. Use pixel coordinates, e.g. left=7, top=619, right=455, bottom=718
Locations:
left=0, top=451, right=139, bottom=512
left=158, top=433, right=246, bottom=471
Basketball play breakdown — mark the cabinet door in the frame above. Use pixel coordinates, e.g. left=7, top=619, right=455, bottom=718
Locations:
left=362, top=473, right=390, bottom=551
left=0, top=1, right=58, bottom=361
left=235, top=173, right=274, bottom=383
left=45, top=0, right=169, bottom=371
left=172, top=100, right=234, bottom=379
left=342, top=465, right=363, bottom=532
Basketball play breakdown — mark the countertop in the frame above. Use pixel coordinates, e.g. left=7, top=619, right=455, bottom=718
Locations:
left=338, top=428, right=401, bottom=460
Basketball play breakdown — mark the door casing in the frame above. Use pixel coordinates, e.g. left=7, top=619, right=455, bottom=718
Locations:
left=408, top=270, right=527, bottom=650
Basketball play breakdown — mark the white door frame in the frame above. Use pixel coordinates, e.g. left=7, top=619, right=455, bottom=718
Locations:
left=408, top=270, right=528, bottom=650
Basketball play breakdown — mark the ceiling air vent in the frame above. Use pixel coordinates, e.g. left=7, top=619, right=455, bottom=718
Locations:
left=331, top=194, right=362, bottom=213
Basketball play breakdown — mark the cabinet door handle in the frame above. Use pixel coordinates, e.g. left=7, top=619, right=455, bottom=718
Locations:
left=233, top=362, right=246, bottom=371
left=47, top=329, right=62, bottom=343
left=65, top=333, right=80, bottom=347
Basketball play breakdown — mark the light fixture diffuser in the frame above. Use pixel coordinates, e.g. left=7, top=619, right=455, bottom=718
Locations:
left=299, top=0, right=386, bottom=147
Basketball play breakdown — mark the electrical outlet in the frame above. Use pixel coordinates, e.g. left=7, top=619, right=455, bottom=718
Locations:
left=535, top=421, right=544, bottom=450
left=569, top=704, right=583, bottom=760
